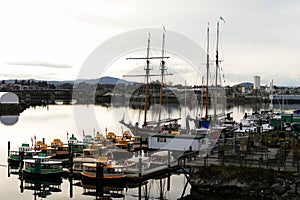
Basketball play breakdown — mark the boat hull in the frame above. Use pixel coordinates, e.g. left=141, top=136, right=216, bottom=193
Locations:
left=81, top=174, right=127, bottom=186
left=22, top=170, right=63, bottom=180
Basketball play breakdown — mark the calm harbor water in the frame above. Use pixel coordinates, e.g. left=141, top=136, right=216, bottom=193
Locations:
left=0, top=103, right=297, bottom=199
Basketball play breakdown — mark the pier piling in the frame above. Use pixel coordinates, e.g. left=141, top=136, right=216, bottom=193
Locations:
left=139, top=137, right=143, bottom=154
left=96, top=162, right=103, bottom=198
left=138, top=157, right=142, bottom=179
left=68, top=144, right=73, bottom=175
left=167, top=174, right=170, bottom=191
left=168, top=150, right=170, bottom=169
left=19, top=151, right=24, bottom=172
left=69, top=177, right=73, bottom=198
left=8, top=141, right=10, bottom=157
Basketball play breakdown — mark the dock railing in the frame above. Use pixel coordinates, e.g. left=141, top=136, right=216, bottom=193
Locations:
left=183, top=148, right=300, bottom=172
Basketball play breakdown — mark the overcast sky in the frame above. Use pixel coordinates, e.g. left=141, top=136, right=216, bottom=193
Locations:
left=0, top=0, right=299, bottom=86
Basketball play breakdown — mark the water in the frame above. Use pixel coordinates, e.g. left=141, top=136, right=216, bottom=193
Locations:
left=0, top=103, right=291, bottom=199
left=1, top=105, right=193, bottom=200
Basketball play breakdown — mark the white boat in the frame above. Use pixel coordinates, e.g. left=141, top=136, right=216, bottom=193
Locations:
left=236, top=111, right=274, bottom=133
left=150, top=150, right=174, bottom=166
left=124, top=156, right=150, bottom=173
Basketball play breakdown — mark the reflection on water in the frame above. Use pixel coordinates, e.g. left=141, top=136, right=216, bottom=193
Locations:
left=5, top=164, right=190, bottom=200
left=0, top=103, right=26, bottom=125
left=19, top=176, right=62, bottom=199
left=0, top=115, right=19, bottom=125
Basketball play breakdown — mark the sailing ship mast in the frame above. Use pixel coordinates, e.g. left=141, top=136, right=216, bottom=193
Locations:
left=214, top=17, right=225, bottom=121
left=214, top=20, right=220, bottom=120
left=144, top=34, right=151, bottom=127
left=158, top=27, right=166, bottom=126
left=205, top=24, right=210, bottom=120
left=125, top=33, right=169, bottom=128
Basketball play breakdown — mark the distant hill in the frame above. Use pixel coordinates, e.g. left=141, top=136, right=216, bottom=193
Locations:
left=75, top=76, right=133, bottom=85
left=234, top=82, right=253, bottom=87
left=98, top=76, right=132, bottom=85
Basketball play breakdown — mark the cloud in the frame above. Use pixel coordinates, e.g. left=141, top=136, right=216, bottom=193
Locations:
left=6, top=61, right=72, bottom=69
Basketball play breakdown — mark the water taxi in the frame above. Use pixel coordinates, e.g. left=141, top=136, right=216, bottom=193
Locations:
left=22, top=153, right=63, bottom=179
left=8, top=143, right=40, bottom=165
left=81, top=157, right=125, bottom=184
left=50, top=139, right=69, bottom=159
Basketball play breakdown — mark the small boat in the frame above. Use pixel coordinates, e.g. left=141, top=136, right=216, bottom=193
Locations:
left=40, top=146, right=57, bottom=158
left=68, top=134, right=86, bottom=155
left=81, top=157, right=126, bottom=184
left=82, top=143, right=106, bottom=158
left=22, top=153, right=63, bottom=180
left=72, top=157, right=97, bottom=175
left=114, top=131, right=136, bottom=151
left=8, top=143, right=40, bottom=165
left=124, top=156, right=150, bottom=174
left=50, top=139, right=70, bottom=159
left=150, top=150, right=173, bottom=167
left=106, top=132, right=117, bottom=143
left=55, top=144, right=69, bottom=159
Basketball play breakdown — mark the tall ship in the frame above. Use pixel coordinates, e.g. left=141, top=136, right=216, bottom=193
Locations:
left=119, top=23, right=226, bottom=151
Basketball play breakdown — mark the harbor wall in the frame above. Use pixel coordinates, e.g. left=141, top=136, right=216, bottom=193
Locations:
left=189, top=165, right=300, bottom=199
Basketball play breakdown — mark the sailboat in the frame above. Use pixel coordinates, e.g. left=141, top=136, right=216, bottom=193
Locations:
left=120, top=30, right=181, bottom=137
left=188, top=18, right=227, bottom=131
left=119, top=29, right=217, bottom=151
left=183, top=19, right=228, bottom=154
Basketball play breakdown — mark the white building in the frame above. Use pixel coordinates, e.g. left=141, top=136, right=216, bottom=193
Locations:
left=253, top=76, right=261, bottom=90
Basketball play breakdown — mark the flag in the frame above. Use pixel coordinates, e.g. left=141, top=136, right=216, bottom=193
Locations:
left=110, top=151, right=114, bottom=160
left=34, top=135, right=37, bottom=155
left=220, top=16, right=225, bottom=23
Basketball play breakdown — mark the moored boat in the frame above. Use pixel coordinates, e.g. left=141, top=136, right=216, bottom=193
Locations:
left=22, top=153, right=63, bottom=180
left=124, top=156, right=150, bottom=173
left=8, top=143, right=40, bottom=165
left=150, top=150, right=174, bottom=167
left=81, top=157, right=126, bottom=184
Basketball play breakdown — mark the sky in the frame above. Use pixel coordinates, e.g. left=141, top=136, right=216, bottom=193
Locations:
left=0, top=0, right=300, bottom=86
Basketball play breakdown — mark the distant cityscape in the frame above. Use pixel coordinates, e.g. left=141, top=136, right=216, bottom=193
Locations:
left=1, top=76, right=300, bottom=107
